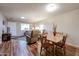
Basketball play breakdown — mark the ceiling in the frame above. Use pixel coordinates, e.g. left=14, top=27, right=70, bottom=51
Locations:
left=0, top=3, right=79, bottom=23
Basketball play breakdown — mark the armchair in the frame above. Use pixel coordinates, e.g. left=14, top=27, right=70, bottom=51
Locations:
left=24, top=30, right=40, bottom=45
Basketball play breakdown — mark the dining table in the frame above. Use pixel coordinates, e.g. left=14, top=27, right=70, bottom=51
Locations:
left=47, top=33, right=63, bottom=43
left=47, top=33, right=63, bottom=55
left=37, top=32, right=63, bottom=55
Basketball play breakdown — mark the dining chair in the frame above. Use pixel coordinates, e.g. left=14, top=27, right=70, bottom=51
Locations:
left=40, top=35, right=54, bottom=56
left=55, top=34, right=67, bottom=55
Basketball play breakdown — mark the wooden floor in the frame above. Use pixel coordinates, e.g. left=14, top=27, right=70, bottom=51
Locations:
left=0, top=39, right=34, bottom=56
left=0, top=38, right=79, bottom=56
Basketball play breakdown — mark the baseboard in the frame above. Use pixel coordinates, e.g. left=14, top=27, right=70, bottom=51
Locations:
left=66, top=43, right=79, bottom=49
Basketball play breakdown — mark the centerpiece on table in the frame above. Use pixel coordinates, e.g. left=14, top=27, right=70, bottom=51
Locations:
left=53, top=24, right=57, bottom=36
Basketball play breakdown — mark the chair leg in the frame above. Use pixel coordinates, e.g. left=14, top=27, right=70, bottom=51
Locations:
left=63, top=46, right=66, bottom=56
left=45, top=48, right=48, bottom=56
left=55, top=46, right=57, bottom=55
left=52, top=45, right=55, bottom=56
left=40, top=47, right=42, bottom=55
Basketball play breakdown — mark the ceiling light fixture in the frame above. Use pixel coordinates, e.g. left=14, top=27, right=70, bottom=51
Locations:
left=21, top=17, right=25, bottom=19
left=46, top=4, right=58, bottom=12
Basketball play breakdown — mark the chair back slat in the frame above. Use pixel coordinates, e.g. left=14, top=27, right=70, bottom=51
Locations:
left=41, top=36, right=47, bottom=45
left=62, top=34, right=67, bottom=45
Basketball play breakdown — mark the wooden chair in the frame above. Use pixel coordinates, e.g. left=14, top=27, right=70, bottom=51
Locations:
left=40, top=35, right=54, bottom=56
left=55, top=34, right=67, bottom=55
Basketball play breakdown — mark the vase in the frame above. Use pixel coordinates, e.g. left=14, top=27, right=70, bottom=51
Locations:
left=53, top=32, right=56, bottom=36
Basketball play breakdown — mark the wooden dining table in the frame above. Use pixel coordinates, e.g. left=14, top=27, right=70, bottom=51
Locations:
left=47, top=33, right=63, bottom=55
left=39, top=32, right=63, bottom=43
left=37, top=32, right=63, bottom=55
left=47, top=33, right=63, bottom=43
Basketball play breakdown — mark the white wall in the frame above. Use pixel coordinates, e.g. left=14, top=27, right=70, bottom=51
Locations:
left=0, top=13, right=7, bottom=44
left=36, top=9, right=79, bottom=47
left=0, top=14, right=3, bottom=44
left=16, top=22, right=25, bottom=36
left=8, top=22, right=17, bottom=36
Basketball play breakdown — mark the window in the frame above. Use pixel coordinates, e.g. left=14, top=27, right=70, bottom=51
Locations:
left=35, top=27, right=40, bottom=30
left=39, top=24, right=44, bottom=33
left=21, top=23, right=30, bottom=30
left=39, top=24, right=44, bottom=30
left=32, top=24, right=44, bottom=33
